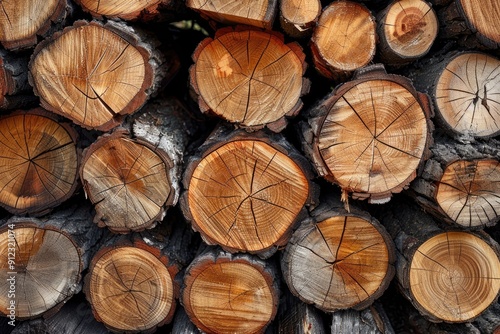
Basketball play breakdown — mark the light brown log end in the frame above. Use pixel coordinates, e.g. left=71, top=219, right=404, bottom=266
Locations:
left=0, top=109, right=79, bottom=216
left=279, top=0, right=321, bottom=38
left=456, top=0, right=500, bottom=48
left=75, top=0, right=168, bottom=21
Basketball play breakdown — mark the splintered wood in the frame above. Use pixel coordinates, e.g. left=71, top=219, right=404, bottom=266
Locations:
left=0, top=225, right=81, bottom=319
left=80, top=131, right=172, bottom=233
left=190, top=27, right=307, bottom=131
left=410, top=232, right=500, bottom=322
left=0, top=110, right=78, bottom=215
left=29, top=21, right=154, bottom=131
left=436, top=160, right=500, bottom=228
left=184, top=136, right=310, bottom=256
left=85, top=243, right=177, bottom=333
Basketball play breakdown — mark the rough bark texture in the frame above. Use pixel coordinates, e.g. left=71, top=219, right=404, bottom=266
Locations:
left=0, top=49, right=36, bottom=110
left=330, top=303, right=396, bottom=334
left=181, top=125, right=317, bottom=258
left=276, top=290, right=326, bottom=334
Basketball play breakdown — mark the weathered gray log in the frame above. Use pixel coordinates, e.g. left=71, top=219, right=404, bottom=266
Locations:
left=331, top=303, right=396, bottom=334
left=276, top=290, right=326, bottom=334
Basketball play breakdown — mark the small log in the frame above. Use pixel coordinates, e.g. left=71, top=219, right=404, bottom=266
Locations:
left=0, top=49, right=37, bottom=110
left=279, top=0, right=321, bottom=38
left=377, top=0, right=439, bottom=67
left=439, top=0, right=500, bottom=49
left=0, top=202, right=103, bottom=320
left=29, top=20, right=167, bottom=131
left=181, top=247, right=280, bottom=334
left=330, top=303, right=396, bottom=334
left=310, top=1, right=376, bottom=81
left=181, top=126, right=316, bottom=258
left=0, top=0, right=71, bottom=51
left=378, top=200, right=500, bottom=323
left=410, top=133, right=500, bottom=229
left=190, top=26, right=309, bottom=132
left=84, top=217, right=196, bottom=333
left=301, top=64, right=433, bottom=204
left=171, top=307, right=202, bottom=334
left=410, top=51, right=500, bottom=138
left=276, top=290, right=326, bottom=334
left=80, top=97, right=194, bottom=233
left=281, top=195, right=395, bottom=312
left=75, top=0, right=182, bottom=21
left=0, top=109, right=79, bottom=216
left=186, top=0, right=277, bottom=29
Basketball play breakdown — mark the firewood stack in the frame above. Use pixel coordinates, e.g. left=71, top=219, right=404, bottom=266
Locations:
left=1, top=0, right=499, bottom=333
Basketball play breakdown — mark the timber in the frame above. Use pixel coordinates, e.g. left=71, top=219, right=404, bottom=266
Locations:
left=279, top=0, right=321, bottom=38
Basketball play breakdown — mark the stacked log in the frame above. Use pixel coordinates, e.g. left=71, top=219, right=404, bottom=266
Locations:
left=0, top=0, right=499, bottom=333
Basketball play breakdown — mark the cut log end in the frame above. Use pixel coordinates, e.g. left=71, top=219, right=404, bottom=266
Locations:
left=310, top=72, right=432, bottom=203
left=0, top=110, right=79, bottom=216
left=80, top=131, right=173, bottom=233
left=378, top=0, right=438, bottom=65
left=76, top=0, right=163, bottom=20
left=311, top=1, right=376, bottom=80
left=85, top=244, right=177, bottom=333
left=283, top=215, right=395, bottom=312
left=279, top=0, right=321, bottom=38
left=191, top=27, right=306, bottom=130
left=29, top=20, right=155, bottom=131
left=409, top=231, right=500, bottom=322
left=435, top=52, right=500, bottom=138
left=182, top=251, right=279, bottom=334
left=457, top=0, right=500, bottom=48
left=0, top=224, right=81, bottom=319
left=186, top=139, right=309, bottom=254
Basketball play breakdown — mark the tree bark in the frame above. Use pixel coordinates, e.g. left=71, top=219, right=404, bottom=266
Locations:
left=279, top=0, right=321, bottom=38
left=181, top=247, right=280, bottom=334
left=189, top=25, right=309, bottom=132
left=29, top=20, right=169, bottom=131
left=186, top=0, right=278, bottom=29
left=410, top=51, right=500, bottom=138
left=181, top=125, right=317, bottom=258
left=410, top=133, right=500, bottom=229
left=0, top=49, right=37, bottom=110
left=0, top=0, right=71, bottom=51
left=377, top=199, right=500, bottom=323
left=0, top=109, right=79, bottom=216
left=376, top=0, right=439, bottom=67
left=0, top=201, right=103, bottom=321
left=301, top=64, right=433, bottom=204
left=330, top=303, right=396, bottom=334
left=281, top=195, right=395, bottom=312
left=310, top=1, right=376, bottom=81
left=80, top=97, right=194, bottom=233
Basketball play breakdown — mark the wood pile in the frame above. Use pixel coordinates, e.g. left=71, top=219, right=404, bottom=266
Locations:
left=0, top=0, right=499, bottom=333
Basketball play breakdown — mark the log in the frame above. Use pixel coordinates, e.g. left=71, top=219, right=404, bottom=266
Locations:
left=171, top=307, right=201, bottom=334
left=376, top=0, right=439, bottom=67
left=0, top=0, right=71, bottom=51
left=189, top=26, right=309, bottom=132
left=181, top=126, right=316, bottom=258
left=378, top=199, right=500, bottom=323
left=330, top=303, right=396, bottom=334
left=279, top=0, right=321, bottom=38
left=186, top=0, right=277, bottom=29
left=275, top=290, right=326, bottom=334
left=29, top=20, right=168, bottom=131
left=0, top=49, right=37, bottom=110
left=0, top=109, right=79, bottom=216
left=438, top=0, right=500, bottom=49
left=410, top=133, right=500, bottom=229
left=310, top=1, right=376, bottom=81
left=74, top=0, right=182, bottom=21
left=301, top=64, right=433, bottom=204
left=80, top=97, right=194, bottom=233
left=181, top=247, right=280, bottom=334
left=84, top=216, right=197, bottom=333
left=410, top=51, right=500, bottom=138
left=0, top=201, right=103, bottom=321
left=281, top=195, right=395, bottom=312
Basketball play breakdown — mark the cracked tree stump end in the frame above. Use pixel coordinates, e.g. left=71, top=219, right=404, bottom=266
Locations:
left=411, top=51, right=500, bottom=138
left=181, top=248, right=279, bottom=334
left=0, top=109, right=79, bottom=216
left=377, top=0, right=438, bottom=67
left=190, top=26, right=308, bottom=132
left=279, top=0, right=321, bottom=38
left=181, top=127, right=315, bottom=258
left=302, top=65, right=433, bottom=204
left=0, top=0, right=70, bottom=50
left=310, top=1, right=376, bottom=81
left=380, top=200, right=500, bottom=323
left=186, top=0, right=277, bottom=29
left=29, top=20, right=165, bottom=131
left=84, top=238, right=179, bottom=333
left=281, top=196, right=395, bottom=312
